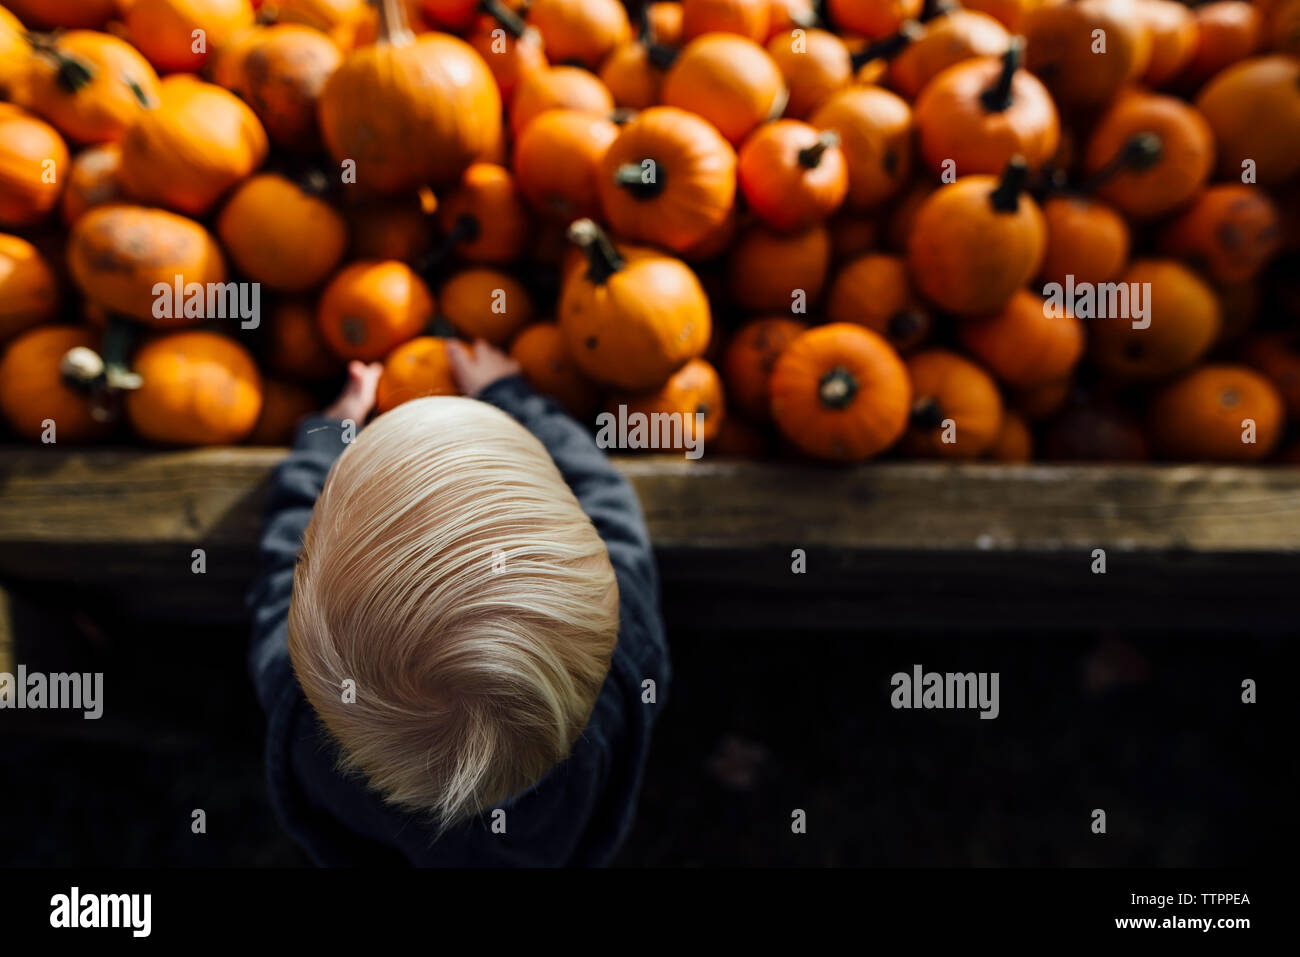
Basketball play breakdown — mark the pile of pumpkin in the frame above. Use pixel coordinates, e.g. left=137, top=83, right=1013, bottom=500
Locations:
left=0, top=0, right=1298, bottom=462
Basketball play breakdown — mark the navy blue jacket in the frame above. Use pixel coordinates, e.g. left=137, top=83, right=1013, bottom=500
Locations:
left=246, top=376, right=669, bottom=866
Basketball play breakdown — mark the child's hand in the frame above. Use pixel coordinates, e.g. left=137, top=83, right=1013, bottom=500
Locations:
left=447, top=339, right=522, bottom=397
left=322, top=360, right=383, bottom=423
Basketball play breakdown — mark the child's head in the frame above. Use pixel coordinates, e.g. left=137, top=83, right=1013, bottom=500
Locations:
left=288, top=397, right=619, bottom=828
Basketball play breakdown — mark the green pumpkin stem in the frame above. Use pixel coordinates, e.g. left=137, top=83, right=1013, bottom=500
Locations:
left=979, top=38, right=1023, bottom=114
left=849, top=20, right=922, bottom=71
left=614, top=160, right=665, bottom=200
left=479, top=0, right=529, bottom=39
left=1080, top=132, right=1164, bottom=194
left=123, top=72, right=154, bottom=108
left=818, top=366, right=859, bottom=409
left=567, top=218, right=625, bottom=285
left=798, top=130, right=840, bottom=169
left=990, top=155, right=1031, bottom=212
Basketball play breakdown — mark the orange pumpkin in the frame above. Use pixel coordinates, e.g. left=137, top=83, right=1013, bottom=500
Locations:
left=1178, top=1, right=1262, bottom=89
left=607, top=357, right=726, bottom=447
left=0, top=233, right=60, bottom=344
left=1037, top=195, right=1130, bottom=288
left=118, top=75, right=268, bottom=218
left=13, top=31, right=159, bottom=146
left=646, top=1, right=686, bottom=44
left=827, top=253, right=932, bottom=354
left=721, top=315, right=806, bottom=421
left=439, top=268, right=534, bottom=346
left=1024, top=0, right=1153, bottom=110
left=889, top=10, right=1011, bottom=100
left=915, top=42, right=1060, bottom=177
left=125, top=330, right=263, bottom=445
left=0, top=105, right=69, bottom=229
left=598, top=106, right=737, bottom=255
left=269, top=0, right=370, bottom=52
left=375, top=335, right=458, bottom=413
left=986, top=410, right=1033, bottom=462
left=766, top=28, right=852, bottom=121
left=768, top=322, right=912, bottom=461
left=681, top=0, right=770, bottom=41
left=600, top=39, right=669, bottom=111
left=961, top=0, right=1044, bottom=33
left=468, top=5, right=546, bottom=103
left=738, top=121, right=848, bottom=232
left=907, top=158, right=1046, bottom=317
left=809, top=86, right=913, bottom=210
left=347, top=194, right=434, bottom=266
left=246, top=377, right=316, bottom=444
left=509, top=320, right=600, bottom=419
left=559, top=218, right=710, bottom=392
left=67, top=204, right=227, bottom=326
left=1159, top=185, right=1282, bottom=284
left=1083, top=91, right=1214, bottom=222
left=265, top=298, right=345, bottom=381
left=0, top=6, right=28, bottom=98
left=661, top=34, right=787, bottom=146
left=1148, top=364, right=1283, bottom=461
left=1242, top=331, right=1300, bottom=418
left=526, top=0, right=631, bottom=68
left=1196, top=55, right=1300, bottom=186
left=1089, top=259, right=1221, bottom=381
left=317, top=260, right=434, bottom=361
left=902, top=349, right=1004, bottom=459
left=510, top=65, right=615, bottom=138
left=0, top=324, right=110, bottom=442
left=60, top=142, right=124, bottom=225
left=958, top=289, right=1084, bottom=389
left=436, top=163, right=530, bottom=265
left=216, top=173, right=347, bottom=293
left=318, top=0, right=501, bottom=194
left=230, top=24, right=340, bottom=152
left=5, top=0, right=114, bottom=29
left=514, top=109, right=620, bottom=222
left=826, top=0, right=923, bottom=38
left=1134, top=0, right=1197, bottom=87
left=726, top=223, right=831, bottom=313
left=124, top=0, right=256, bottom=74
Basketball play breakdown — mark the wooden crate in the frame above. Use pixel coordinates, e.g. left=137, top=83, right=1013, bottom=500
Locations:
left=1, top=447, right=1299, bottom=633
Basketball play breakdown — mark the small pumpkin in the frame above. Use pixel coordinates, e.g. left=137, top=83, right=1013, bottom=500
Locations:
left=559, top=218, right=710, bottom=392
left=726, top=222, right=831, bottom=313
left=600, top=38, right=670, bottom=111
left=0, top=233, right=60, bottom=344
left=469, top=14, right=546, bottom=105
left=60, top=142, right=124, bottom=225
left=986, top=410, right=1033, bottom=462
left=1159, top=185, right=1282, bottom=284
left=67, top=204, right=227, bottom=326
left=914, top=41, right=1060, bottom=176
left=246, top=377, right=316, bottom=445
left=509, top=320, right=600, bottom=419
left=13, top=30, right=159, bottom=146
left=375, top=335, right=458, bottom=413
left=647, top=1, right=686, bottom=44
left=809, top=85, right=913, bottom=210
left=526, top=0, right=631, bottom=68
left=232, top=24, right=340, bottom=151
left=0, top=324, right=110, bottom=442
left=440, top=268, right=535, bottom=346
left=1022, top=0, right=1152, bottom=109
left=0, top=6, right=28, bottom=97
left=1178, top=1, right=1263, bottom=90
left=216, top=174, right=347, bottom=293
left=1037, top=195, right=1130, bottom=288
left=768, top=322, right=912, bottom=461
left=607, top=357, right=726, bottom=447
left=902, top=348, right=1004, bottom=459
left=347, top=194, right=434, bottom=266
left=0, top=105, right=69, bottom=229
left=766, top=28, right=852, bottom=120
left=721, top=315, right=806, bottom=421
left=124, top=330, right=263, bottom=445
left=961, top=0, right=1044, bottom=33
left=266, top=0, right=370, bottom=52
left=1089, top=259, right=1221, bottom=381
left=598, top=106, right=737, bottom=255
left=514, top=109, right=620, bottom=222
left=661, top=33, right=787, bottom=146
left=1082, top=91, right=1214, bottom=222
left=827, top=253, right=932, bottom=354
left=1242, top=331, right=1300, bottom=418
left=906, top=158, right=1046, bottom=317
left=889, top=9, right=1011, bottom=100
left=265, top=298, right=345, bottom=381
left=510, top=65, right=615, bottom=138
left=1134, top=0, right=1197, bottom=87
left=118, top=75, right=268, bottom=218
left=318, top=0, right=501, bottom=194
left=738, top=120, right=848, bottom=232
left=438, top=162, right=531, bottom=265
left=124, top=0, right=256, bottom=74
left=1195, top=55, right=1300, bottom=187
left=958, top=289, right=1084, bottom=389
left=826, top=0, right=923, bottom=38
left=1148, top=364, right=1283, bottom=461
left=681, top=0, right=770, bottom=41
left=317, top=260, right=434, bottom=362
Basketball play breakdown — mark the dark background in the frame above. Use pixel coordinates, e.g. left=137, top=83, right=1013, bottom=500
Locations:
left=0, top=585, right=1290, bottom=867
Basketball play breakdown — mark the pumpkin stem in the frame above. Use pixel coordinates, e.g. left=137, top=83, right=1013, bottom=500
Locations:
left=920, top=0, right=958, bottom=21
left=614, top=160, right=665, bottom=199
left=910, top=396, right=945, bottom=430
left=479, top=0, right=529, bottom=38
left=979, top=37, right=1024, bottom=114
left=123, top=72, right=155, bottom=108
left=849, top=20, right=922, bottom=70
left=636, top=1, right=680, bottom=69
left=989, top=155, right=1030, bottom=212
left=27, top=35, right=97, bottom=93
left=818, top=366, right=859, bottom=409
left=1081, top=132, right=1164, bottom=193
left=62, top=316, right=142, bottom=423
left=376, top=0, right=415, bottom=46
left=567, top=218, right=625, bottom=284
left=798, top=130, right=840, bottom=169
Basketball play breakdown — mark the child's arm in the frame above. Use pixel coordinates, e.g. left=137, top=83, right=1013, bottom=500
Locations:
left=246, top=362, right=382, bottom=713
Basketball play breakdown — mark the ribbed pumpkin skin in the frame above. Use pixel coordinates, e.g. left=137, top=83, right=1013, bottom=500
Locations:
left=0, top=325, right=110, bottom=443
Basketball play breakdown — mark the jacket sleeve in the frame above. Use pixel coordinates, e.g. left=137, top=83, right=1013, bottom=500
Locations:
left=246, top=415, right=352, bottom=714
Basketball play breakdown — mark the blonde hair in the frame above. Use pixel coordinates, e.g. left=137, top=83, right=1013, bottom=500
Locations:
left=288, top=397, right=619, bottom=829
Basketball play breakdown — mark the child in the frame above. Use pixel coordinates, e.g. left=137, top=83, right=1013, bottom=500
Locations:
left=247, top=341, right=669, bottom=866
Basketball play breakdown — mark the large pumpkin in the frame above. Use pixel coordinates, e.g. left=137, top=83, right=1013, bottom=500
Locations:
left=0, top=324, right=110, bottom=442
left=0, top=105, right=69, bottom=228
left=809, top=86, right=913, bottom=209
left=737, top=120, right=848, bottom=232
left=661, top=33, right=787, bottom=146
left=768, top=322, right=912, bottom=461
left=559, top=218, right=710, bottom=392
left=509, top=320, right=600, bottom=419
left=375, top=335, right=458, bottom=413
left=125, top=330, right=263, bottom=445
left=902, top=348, right=1004, bottom=459
left=124, top=0, right=256, bottom=74
left=827, top=253, right=932, bottom=354
left=721, top=315, right=806, bottom=421
left=317, top=259, right=434, bottom=361
left=514, top=109, right=620, bottom=222
left=0, top=233, right=59, bottom=343
left=440, top=268, right=535, bottom=346
left=1148, top=364, right=1283, bottom=461
left=607, top=357, right=726, bottom=447
left=1195, top=55, right=1300, bottom=186
left=1159, top=185, right=1282, bottom=284
left=67, top=204, right=227, bottom=326
left=438, top=162, right=532, bottom=265
left=318, top=0, right=501, bottom=193
left=958, top=289, right=1084, bottom=388
left=118, top=75, right=268, bottom=217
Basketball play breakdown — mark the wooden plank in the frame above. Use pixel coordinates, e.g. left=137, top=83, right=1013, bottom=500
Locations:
left=1, top=447, right=1299, bottom=632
